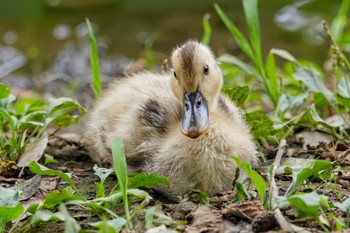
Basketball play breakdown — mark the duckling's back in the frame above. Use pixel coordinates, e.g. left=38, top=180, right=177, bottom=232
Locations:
left=85, top=72, right=181, bottom=168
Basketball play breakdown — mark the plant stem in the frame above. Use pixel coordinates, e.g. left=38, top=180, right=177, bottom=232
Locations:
left=130, top=198, right=149, bottom=220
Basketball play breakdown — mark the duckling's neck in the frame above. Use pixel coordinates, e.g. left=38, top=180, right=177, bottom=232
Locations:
left=208, top=94, right=220, bottom=113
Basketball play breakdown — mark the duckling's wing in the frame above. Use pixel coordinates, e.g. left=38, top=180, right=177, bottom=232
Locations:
left=85, top=73, right=181, bottom=167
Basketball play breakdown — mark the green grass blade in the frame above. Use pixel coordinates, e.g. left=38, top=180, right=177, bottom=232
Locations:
left=270, top=48, right=297, bottom=63
left=86, top=18, right=101, bottom=100
left=214, top=4, right=254, bottom=62
left=331, top=0, right=350, bottom=42
left=201, top=13, right=212, bottom=45
left=265, top=52, right=279, bottom=107
left=242, top=0, right=264, bottom=75
left=232, top=156, right=266, bottom=203
left=144, top=35, right=156, bottom=69
left=218, top=54, right=262, bottom=81
left=111, top=138, right=132, bottom=229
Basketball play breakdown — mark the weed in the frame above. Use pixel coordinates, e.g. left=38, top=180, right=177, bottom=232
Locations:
left=86, top=18, right=102, bottom=100
left=0, top=83, right=85, bottom=166
left=111, top=138, right=132, bottom=228
left=215, top=1, right=279, bottom=108
left=1, top=139, right=173, bottom=232
left=215, top=0, right=350, bottom=143
left=201, top=13, right=212, bottom=45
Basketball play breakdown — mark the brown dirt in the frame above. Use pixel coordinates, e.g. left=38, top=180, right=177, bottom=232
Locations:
left=6, top=129, right=350, bottom=233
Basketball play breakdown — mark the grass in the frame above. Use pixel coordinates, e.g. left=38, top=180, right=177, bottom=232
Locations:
left=1, top=137, right=171, bottom=232
left=111, top=138, right=132, bottom=229
left=86, top=18, right=102, bottom=100
left=0, top=87, right=86, bottom=164
left=215, top=0, right=350, bottom=145
left=0, top=0, right=350, bottom=232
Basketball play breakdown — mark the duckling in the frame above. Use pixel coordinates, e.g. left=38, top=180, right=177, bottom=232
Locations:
left=85, top=40, right=258, bottom=199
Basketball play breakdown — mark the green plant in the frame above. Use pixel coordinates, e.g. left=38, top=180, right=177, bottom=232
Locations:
left=1, top=139, right=172, bottom=232
left=269, top=157, right=346, bottom=232
left=233, top=143, right=345, bottom=232
left=215, top=0, right=350, bottom=144
left=86, top=18, right=102, bottom=100
left=201, top=13, right=212, bottom=45
left=215, top=0, right=279, bottom=108
left=111, top=138, right=132, bottom=228
left=0, top=187, right=24, bottom=232
left=232, top=156, right=266, bottom=203
left=0, top=83, right=86, bottom=165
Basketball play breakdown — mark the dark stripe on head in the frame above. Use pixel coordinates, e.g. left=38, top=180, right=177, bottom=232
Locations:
left=180, top=41, right=197, bottom=91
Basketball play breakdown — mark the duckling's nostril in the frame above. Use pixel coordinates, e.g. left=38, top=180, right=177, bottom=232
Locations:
left=196, top=100, right=202, bottom=108
left=185, top=103, right=189, bottom=111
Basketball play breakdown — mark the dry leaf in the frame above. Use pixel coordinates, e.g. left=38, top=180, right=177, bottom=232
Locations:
left=222, top=201, right=264, bottom=222
left=46, top=133, right=88, bottom=159
left=295, top=130, right=331, bottom=150
left=338, top=149, right=350, bottom=165
left=185, top=205, right=221, bottom=233
left=209, top=190, right=236, bottom=206
left=19, top=174, right=42, bottom=201
left=17, top=133, right=48, bottom=167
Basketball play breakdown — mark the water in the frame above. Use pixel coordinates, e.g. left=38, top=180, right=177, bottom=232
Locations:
left=0, top=0, right=345, bottom=76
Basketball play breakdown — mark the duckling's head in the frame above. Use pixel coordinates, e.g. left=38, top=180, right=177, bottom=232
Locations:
left=171, top=40, right=223, bottom=138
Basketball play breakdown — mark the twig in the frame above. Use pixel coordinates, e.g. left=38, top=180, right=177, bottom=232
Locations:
left=270, top=139, right=287, bottom=203
left=270, top=140, right=291, bottom=230
left=270, top=139, right=310, bottom=232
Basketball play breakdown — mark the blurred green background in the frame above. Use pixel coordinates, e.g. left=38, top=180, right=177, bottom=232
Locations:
left=0, top=0, right=344, bottom=76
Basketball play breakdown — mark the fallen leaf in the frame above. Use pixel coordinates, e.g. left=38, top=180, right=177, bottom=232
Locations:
left=222, top=201, right=264, bottom=222
left=295, top=130, right=331, bottom=150
left=209, top=190, right=237, bottom=206
left=338, top=149, right=350, bottom=165
left=46, top=133, right=89, bottom=160
left=20, top=176, right=59, bottom=220
left=337, top=179, right=350, bottom=189
left=336, top=170, right=350, bottom=189
left=19, top=174, right=42, bottom=201
left=185, top=205, right=221, bottom=233
left=39, top=176, right=59, bottom=195
left=169, top=201, right=197, bottom=220
left=17, top=133, right=48, bottom=167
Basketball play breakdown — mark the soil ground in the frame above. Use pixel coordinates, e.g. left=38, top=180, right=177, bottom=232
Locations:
left=5, top=128, right=349, bottom=233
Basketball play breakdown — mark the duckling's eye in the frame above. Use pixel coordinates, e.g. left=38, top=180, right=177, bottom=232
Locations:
left=203, top=65, right=209, bottom=75
left=174, top=71, right=177, bottom=79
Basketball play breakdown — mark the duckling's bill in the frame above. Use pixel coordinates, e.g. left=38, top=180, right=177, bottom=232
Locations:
left=181, top=88, right=209, bottom=138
